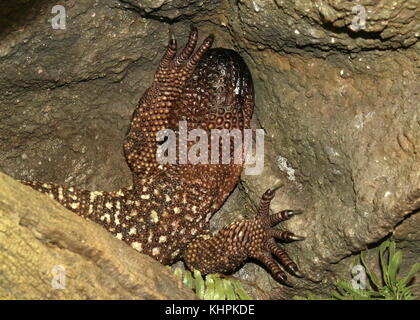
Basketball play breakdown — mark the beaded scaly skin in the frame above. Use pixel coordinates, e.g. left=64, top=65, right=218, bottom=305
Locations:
left=21, top=27, right=304, bottom=285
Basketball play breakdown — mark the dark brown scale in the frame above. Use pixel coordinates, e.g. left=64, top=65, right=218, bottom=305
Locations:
left=20, top=26, right=305, bottom=285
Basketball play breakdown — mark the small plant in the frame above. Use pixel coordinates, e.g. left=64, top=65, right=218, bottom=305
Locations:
left=172, top=267, right=252, bottom=300
left=294, top=240, right=419, bottom=300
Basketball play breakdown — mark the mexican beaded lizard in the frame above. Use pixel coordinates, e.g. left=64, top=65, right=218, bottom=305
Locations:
left=22, top=27, right=304, bottom=285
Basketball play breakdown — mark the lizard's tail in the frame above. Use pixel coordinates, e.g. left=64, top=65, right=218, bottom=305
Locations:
left=20, top=180, right=133, bottom=232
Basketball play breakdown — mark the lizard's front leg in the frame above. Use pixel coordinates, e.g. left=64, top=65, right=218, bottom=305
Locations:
left=184, top=187, right=305, bottom=286
left=123, top=26, right=214, bottom=178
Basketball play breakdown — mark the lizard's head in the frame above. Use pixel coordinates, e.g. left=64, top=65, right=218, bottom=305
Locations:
left=178, top=48, right=255, bottom=132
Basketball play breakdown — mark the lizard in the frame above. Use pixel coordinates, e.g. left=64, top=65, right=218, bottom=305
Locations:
left=21, top=26, right=305, bottom=285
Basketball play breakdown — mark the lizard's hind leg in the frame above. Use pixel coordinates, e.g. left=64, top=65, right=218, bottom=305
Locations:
left=184, top=187, right=305, bottom=286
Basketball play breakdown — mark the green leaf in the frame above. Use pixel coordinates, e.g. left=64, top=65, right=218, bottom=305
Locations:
left=402, top=263, right=420, bottom=286
left=233, top=280, right=252, bottom=300
left=367, top=290, right=385, bottom=298
left=389, top=241, right=396, bottom=261
left=379, top=241, right=389, bottom=269
left=331, top=292, right=349, bottom=300
left=223, top=279, right=237, bottom=300
left=336, top=281, right=355, bottom=292
left=336, top=281, right=371, bottom=299
left=360, top=250, right=381, bottom=289
left=183, top=270, right=194, bottom=289
left=203, top=275, right=215, bottom=300
left=387, top=251, right=402, bottom=285
left=213, top=275, right=226, bottom=300
left=174, top=267, right=183, bottom=281
left=379, top=240, right=390, bottom=285
left=326, top=240, right=418, bottom=300
left=194, top=270, right=205, bottom=300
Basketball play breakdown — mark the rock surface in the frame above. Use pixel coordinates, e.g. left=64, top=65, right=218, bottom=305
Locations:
left=0, top=172, right=195, bottom=299
left=0, top=0, right=419, bottom=299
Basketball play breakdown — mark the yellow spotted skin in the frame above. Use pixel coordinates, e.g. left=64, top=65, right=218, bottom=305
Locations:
left=22, top=27, right=304, bottom=285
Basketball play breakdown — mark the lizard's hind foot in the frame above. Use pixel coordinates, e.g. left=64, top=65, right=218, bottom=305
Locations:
left=184, top=186, right=305, bottom=286
left=247, top=187, right=305, bottom=285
